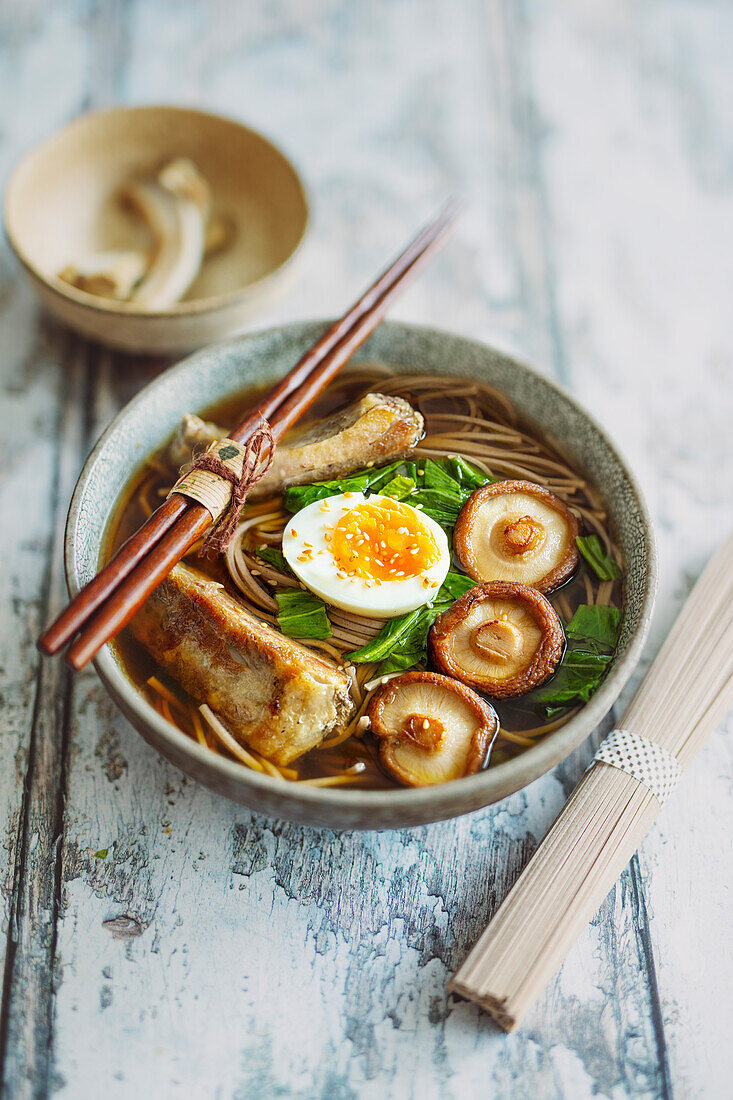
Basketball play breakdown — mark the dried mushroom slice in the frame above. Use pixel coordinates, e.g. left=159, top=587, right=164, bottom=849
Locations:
left=429, top=581, right=564, bottom=698
left=58, top=249, right=148, bottom=301
left=367, top=671, right=499, bottom=787
left=120, top=158, right=211, bottom=310
left=453, top=480, right=579, bottom=593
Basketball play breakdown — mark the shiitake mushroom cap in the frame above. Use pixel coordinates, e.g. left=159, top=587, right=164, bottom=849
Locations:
left=453, top=479, right=579, bottom=593
left=366, top=671, right=499, bottom=788
left=429, top=581, right=565, bottom=698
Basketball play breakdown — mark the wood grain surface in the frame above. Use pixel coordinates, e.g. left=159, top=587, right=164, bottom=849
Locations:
left=1, top=2, right=731, bottom=1098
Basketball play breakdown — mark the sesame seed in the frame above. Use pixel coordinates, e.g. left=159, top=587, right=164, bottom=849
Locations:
left=422, top=718, right=430, bottom=730
left=251, top=569, right=261, bottom=576
left=290, top=529, right=298, bottom=538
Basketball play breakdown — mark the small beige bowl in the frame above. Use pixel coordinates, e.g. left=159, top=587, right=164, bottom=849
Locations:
left=4, top=106, right=309, bottom=353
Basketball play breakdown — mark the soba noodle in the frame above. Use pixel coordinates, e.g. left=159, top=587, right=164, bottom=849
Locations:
left=112, top=368, right=622, bottom=788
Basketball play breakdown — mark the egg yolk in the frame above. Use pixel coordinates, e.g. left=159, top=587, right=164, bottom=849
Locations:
left=330, top=500, right=441, bottom=582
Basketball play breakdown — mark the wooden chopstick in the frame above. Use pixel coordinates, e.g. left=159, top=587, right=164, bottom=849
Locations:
left=44, top=200, right=460, bottom=669
left=37, top=493, right=189, bottom=656
left=230, top=195, right=461, bottom=445
left=38, top=198, right=460, bottom=659
left=65, top=204, right=459, bottom=669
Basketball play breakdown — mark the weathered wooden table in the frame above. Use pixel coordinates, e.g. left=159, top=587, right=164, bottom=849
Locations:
left=1, top=3, right=731, bottom=1097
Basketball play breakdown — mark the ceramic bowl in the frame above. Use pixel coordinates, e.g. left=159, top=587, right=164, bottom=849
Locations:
left=4, top=106, right=308, bottom=353
left=65, top=322, right=656, bottom=829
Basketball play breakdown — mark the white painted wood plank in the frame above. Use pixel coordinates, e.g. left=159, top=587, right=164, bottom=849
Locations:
left=0, top=3, right=111, bottom=1083
left=525, top=2, right=733, bottom=1096
left=0, top=5, right=158, bottom=1092
left=55, top=698, right=658, bottom=1099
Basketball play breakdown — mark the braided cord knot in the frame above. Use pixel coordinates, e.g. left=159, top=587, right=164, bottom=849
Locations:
left=168, top=419, right=275, bottom=556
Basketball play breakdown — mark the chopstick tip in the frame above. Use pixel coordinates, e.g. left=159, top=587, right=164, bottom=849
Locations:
left=36, top=628, right=59, bottom=657
left=439, top=194, right=466, bottom=221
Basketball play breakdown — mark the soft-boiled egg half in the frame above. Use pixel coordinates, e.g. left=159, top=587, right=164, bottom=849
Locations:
left=282, top=492, right=450, bottom=618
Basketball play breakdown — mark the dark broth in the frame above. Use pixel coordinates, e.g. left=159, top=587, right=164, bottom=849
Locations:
left=105, top=366, right=622, bottom=788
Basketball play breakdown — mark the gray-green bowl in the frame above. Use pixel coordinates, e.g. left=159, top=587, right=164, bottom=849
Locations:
left=66, top=321, right=656, bottom=829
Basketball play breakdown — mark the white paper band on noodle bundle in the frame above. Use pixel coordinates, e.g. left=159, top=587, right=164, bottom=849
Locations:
left=168, top=437, right=248, bottom=521
left=593, top=728, right=682, bottom=806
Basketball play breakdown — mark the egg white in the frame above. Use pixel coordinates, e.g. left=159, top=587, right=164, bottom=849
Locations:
left=282, top=492, right=450, bottom=618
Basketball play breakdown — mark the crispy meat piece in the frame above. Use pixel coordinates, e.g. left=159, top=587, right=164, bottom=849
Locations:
left=164, top=393, right=423, bottom=494
left=165, top=413, right=223, bottom=469
left=130, top=563, right=352, bottom=765
left=250, top=391, right=424, bottom=496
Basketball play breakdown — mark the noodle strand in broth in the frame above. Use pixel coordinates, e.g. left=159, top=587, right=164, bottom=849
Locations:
left=108, top=369, right=622, bottom=789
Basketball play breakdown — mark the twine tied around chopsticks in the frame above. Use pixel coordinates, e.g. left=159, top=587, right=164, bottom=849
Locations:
left=168, top=420, right=275, bottom=556
left=593, top=728, right=682, bottom=806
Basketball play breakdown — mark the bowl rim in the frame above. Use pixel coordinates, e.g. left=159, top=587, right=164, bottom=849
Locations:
left=65, top=320, right=657, bottom=819
left=3, top=104, right=310, bottom=320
